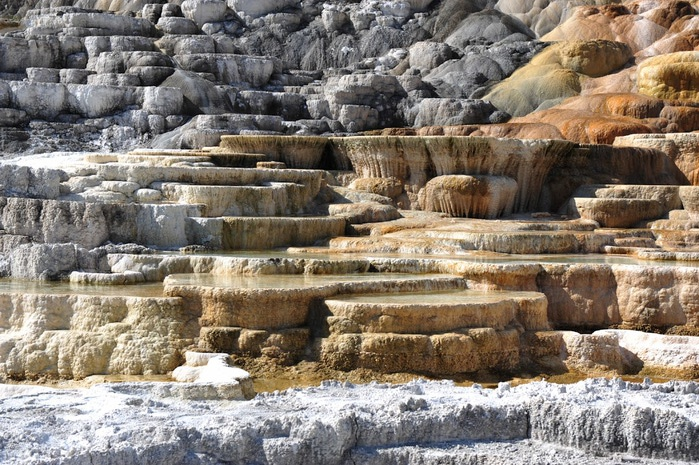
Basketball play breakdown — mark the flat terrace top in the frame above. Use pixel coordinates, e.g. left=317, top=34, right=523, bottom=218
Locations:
left=327, top=289, right=544, bottom=305
left=158, top=249, right=694, bottom=266
left=0, top=280, right=165, bottom=297
left=163, top=273, right=461, bottom=290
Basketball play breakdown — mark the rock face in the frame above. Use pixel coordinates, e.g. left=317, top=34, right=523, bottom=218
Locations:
left=321, top=289, right=549, bottom=374
left=418, top=175, right=518, bottom=218
left=484, top=40, right=633, bottom=117
left=332, top=136, right=576, bottom=211
left=638, top=52, right=699, bottom=100
left=0, top=289, right=196, bottom=379
left=3, top=5, right=699, bottom=460
left=614, top=133, right=699, bottom=185
left=563, top=184, right=681, bottom=227
left=0, top=149, right=357, bottom=280
left=330, top=135, right=681, bottom=213
left=0, top=126, right=697, bottom=382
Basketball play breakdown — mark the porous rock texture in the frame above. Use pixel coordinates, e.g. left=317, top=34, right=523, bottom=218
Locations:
left=638, top=51, right=699, bottom=100
left=0, top=379, right=697, bottom=464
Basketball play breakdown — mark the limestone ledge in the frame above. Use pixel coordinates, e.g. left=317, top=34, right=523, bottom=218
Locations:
left=0, top=292, right=196, bottom=380
left=1, top=252, right=698, bottom=380
left=561, top=329, right=699, bottom=379
left=322, top=329, right=522, bottom=375
left=614, top=133, right=699, bottom=186
left=111, top=254, right=699, bottom=331
left=163, top=274, right=467, bottom=330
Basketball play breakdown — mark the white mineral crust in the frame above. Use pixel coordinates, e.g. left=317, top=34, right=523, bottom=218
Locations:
left=0, top=378, right=696, bottom=464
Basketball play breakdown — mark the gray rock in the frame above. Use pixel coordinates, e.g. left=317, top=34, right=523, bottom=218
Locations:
left=26, top=67, right=60, bottom=83
left=229, top=0, right=301, bottom=20
left=237, top=90, right=310, bottom=120
left=174, top=54, right=278, bottom=87
left=156, top=16, right=201, bottom=35
left=156, top=35, right=217, bottom=56
left=91, top=51, right=175, bottom=75
left=426, top=0, right=492, bottom=40
left=325, top=74, right=406, bottom=128
left=140, top=87, right=184, bottom=117
left=424, top=55, right=504, bottom=98
left=9, top=81, right=69, bottom=120
left=181, top=0, right=228, bottom=28
left=142, top=3, right=163, bottom=23
left=9, top=243, right=80, bottom=280
left=66, top=84, right=133, bottom=118
left=445, top=9, right=534, bottom=49
left=411, top=98, right=500, bottom=126
left=60, top=69, right=94, bottom=85
left=0, top=109, right=29, bottom=127
left=322, top=8, right=350, bottom=33
left=127, top=66, right=176, bottom=86
left=83, top=35, right=156, bottom=60
left=160, top=69, right=233, bottom=115
left=0, top=36, right=62, bottom=72
left=0, top=379, right=696, bottom=464
left=87, top=73, right=141, bottom=86
left=407, top=41, right=459, bottom=73
left=150, top=113, right=284, bottom=149
left=0, top=81, right=10, bottom=107
left=0, top=197, right=109, bottom=249
left=0, top=165, right=63, bottom=199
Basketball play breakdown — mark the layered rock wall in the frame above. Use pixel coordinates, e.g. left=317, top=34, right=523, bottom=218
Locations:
left=332, top=136, right=576, bottom=212
left=0, top=291, right=197, bottom=379
left=329, top=135, right=683, bottom=214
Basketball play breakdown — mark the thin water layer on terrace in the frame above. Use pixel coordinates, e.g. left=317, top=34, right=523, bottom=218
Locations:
left=164, top=273, right=460, bottom=289
left=0, top=279, right=164, bottom=297
left=172, top=248, right=699, bottom=266
left=331, top=289, right=542, bottom=305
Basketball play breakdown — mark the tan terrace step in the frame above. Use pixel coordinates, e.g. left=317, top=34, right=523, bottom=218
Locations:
left=321, top=330, right=523, bottom=375
left=566, top=197, right=667, bottom=228
left=187, top=216, right=347, bottom=250
left=0, top=279, right=193, bottom=379
left=155, top=181, right=316, bottom=217
left=329, top=229, right=617, bottom=255
left=219, top=135, right=328, bottom=169
left=320, top=288, right=551, bottom=374
left=324, top=289, right=549, bottom=334
left=164, top=273, right=465, bottom=331
left=88, top=164, right=325, bottom=189
left=564, top=184, right=682, bottom=228
left=166, top=272, right=467, bottom=364
left=652, top=229, right=699, bottom=250
left=99, top=149, right=273, bottom=169
left=199, top=148, right=269, bottom=168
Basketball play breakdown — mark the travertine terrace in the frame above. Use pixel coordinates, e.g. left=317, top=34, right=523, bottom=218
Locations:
left=1, top=0, right=699, bottom=463
left=0, top=134, right=697, bottom=383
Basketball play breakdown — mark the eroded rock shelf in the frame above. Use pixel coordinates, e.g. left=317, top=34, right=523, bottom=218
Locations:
left=0, top=133, right=697, bottom=385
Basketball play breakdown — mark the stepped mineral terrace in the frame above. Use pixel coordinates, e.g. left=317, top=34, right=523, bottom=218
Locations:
left=0, top=133, right=698, bottom=463
left=1, top=0, right=699, bottom=463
